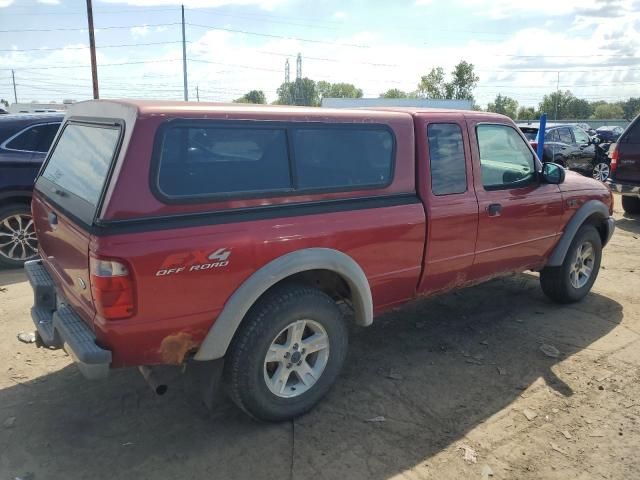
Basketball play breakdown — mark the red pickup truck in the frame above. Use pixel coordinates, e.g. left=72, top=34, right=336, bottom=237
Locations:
left=25, top=100, right=614, bottom=421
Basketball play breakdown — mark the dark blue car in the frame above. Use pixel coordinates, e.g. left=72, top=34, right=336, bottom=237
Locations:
left=0, top=113, right=63, bottom=267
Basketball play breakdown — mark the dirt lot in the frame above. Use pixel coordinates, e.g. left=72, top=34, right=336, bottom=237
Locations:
left=1, top=198, right=639, bottom=480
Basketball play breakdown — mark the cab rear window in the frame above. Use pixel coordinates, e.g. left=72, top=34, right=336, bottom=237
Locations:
left=38, top=121, right=122, bottom=224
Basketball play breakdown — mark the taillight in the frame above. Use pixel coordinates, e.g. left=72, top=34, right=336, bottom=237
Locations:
left=531, top=141, right=538, bottom=150
left=90, top=257, right=135, bottom=320
left=610, top=143, right=619, bottom=176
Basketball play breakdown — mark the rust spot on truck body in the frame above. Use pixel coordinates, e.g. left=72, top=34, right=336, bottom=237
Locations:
left=159, top=332, right=198, bottom=364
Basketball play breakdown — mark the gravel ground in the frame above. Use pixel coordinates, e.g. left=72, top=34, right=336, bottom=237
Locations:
left=0, top=196, right=639, bottom=480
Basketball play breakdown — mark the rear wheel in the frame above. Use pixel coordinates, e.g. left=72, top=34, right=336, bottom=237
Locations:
left=622, top=196, right=640, bottom=214
left=592, top=162, right=610, bottom=182
left=540, top=225, right=602, bottom=304
left=224, top=285, right=348, bottom=422
left=0, top=204, right=38, bottom=269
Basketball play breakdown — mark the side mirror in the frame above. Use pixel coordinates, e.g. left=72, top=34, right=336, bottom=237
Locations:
left=541, top=162, right=565, bottom=184
left=591, top=136, right=601, bottom=145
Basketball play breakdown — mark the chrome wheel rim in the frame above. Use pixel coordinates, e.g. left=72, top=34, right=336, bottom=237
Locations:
left=263, top=319, right=330, bottom=398
left=592, top=163, right=610, bottom=182
left=569, top=241, right=595, bottom=289
left=0, top=213, right=38, bottom=262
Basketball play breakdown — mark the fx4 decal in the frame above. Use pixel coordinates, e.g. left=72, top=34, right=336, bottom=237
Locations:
left=156, top=248, right=231, bottom=276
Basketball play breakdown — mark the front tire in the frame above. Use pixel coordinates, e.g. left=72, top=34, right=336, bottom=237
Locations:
left=224, top=285, right=348, bottom=422
left=0, top=203, right=38, bottom=269
left=540, top=225, right=602, bottom=304
left=622, top=196, right=640, bottom=214
left=592, top=162, right=610, bottom=182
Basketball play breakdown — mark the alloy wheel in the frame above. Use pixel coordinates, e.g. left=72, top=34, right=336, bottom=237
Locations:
left=592, top=162, right=610, bottom=182
left=0, top=213, right=38, bottom=262
left=569, top=241, right=595, bottom=289
left=263, top=319, right=330, bottom=398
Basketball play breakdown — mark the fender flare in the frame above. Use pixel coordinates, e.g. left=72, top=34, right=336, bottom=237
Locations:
left=546, top=200, right=613, bottom=267
left=194, top=248, right=373, bottom=361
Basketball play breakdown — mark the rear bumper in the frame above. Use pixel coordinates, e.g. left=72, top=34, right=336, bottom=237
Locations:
left=607, top=179, right=640, bottom=197
left=24, top=259, right=112, bottom=380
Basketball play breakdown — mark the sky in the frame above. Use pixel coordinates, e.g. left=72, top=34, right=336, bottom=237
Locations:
left=0, top=0, right=639, bottom=108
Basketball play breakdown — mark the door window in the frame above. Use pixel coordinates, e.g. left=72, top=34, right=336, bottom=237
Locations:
left=5, top=123, right=60, bottom=153
left=572, top=127, right=590, bottom=145
left=558, top=127, right=573, bottom=144
left=426, top=123, right=467, bottom=195
left=477, top=124, right=536, bottom=190
left=546, top=129, right=560, bottom=142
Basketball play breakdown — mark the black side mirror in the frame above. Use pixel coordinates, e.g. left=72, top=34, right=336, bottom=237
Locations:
left=541, top=162, right=565, bottom=184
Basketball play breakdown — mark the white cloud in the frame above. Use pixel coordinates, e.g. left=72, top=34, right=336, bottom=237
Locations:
left=333, top=11, right=347, bottom=20
left=0, top=0, right=14, bottom=7
left=37, top=0, right=60, bottom=4
left=460, top=0, right=634, bottom=19
left=99, top=0, right=285, bottom=9
left=414, top=0, right=433, bottom=5
left=130, top=25, right=151, bottom=37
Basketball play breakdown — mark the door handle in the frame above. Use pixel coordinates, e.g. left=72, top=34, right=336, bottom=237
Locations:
left=48, top=212, right=58, bottom=228
left=486, top=203, right=502, bottom=217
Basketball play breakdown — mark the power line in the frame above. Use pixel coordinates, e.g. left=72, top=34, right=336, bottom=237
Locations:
left=0, top=40, right=186, bottom=53
left=187, top=23, right=370, bottom=48
left=0, top=22, right=180, bottom=33
left=0, top=58, right=183, bottom=71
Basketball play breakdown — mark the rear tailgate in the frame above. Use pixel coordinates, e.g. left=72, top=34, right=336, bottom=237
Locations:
left=615, top=117, right=640, bottom=183
left=33, top=119, right=124, bottom=326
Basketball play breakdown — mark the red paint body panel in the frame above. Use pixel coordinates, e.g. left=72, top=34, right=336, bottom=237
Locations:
left=29, top=101, right=614, bottom=369
left=94, top=204, right=425, bottom=367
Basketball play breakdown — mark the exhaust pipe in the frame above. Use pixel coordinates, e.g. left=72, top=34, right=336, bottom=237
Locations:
left=138, top=366, right=168, bottom=396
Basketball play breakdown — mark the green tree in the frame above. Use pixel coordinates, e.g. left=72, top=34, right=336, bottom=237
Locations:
left=233, top=90, right=266, bottom=104
left=486, top=94, right=519, bottom=119
left=0, top=99, right=8, bottom=108
left=622, top=97, right=640, bottom=120
left=317, top=81, right=363, bottom=100
left=417, top=66, right=447, bottom=99
left=417, top=61, right=479, bottom=101
left=539, top=90, right=581, bottom=119
left=592, top=103, right=624, bottom=119
left=517, top=106, right=538, bottom=121
left=379, top=88, right=410, bottom=99
left=275, top=78, right=319, bottom=106
left=446, top=61, right=479, bottom=101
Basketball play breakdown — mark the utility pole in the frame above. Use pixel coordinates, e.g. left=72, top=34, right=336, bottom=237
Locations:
left=11, top=69, right=17, bottom=103
left=86, top=0, right=99, bottom=99
left=294, top=53, right=302, bottom=105
left=554, top=71, right=560, bottom=121
left=196, top=85, right=199, bottom=102
left=181, top=4, right=189, bottom=101
left=285, top=59, right=290, bottom=84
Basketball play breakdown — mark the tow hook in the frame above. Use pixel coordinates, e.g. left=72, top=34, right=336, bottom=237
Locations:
left=138, top=366, right=168, bottom=396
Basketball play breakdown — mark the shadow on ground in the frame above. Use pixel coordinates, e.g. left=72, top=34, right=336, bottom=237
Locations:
left=0, top=274, right=623, bottom=480
left=0, top=268, right=26, bottom=288
left=616, top=214, right=640, bottom=235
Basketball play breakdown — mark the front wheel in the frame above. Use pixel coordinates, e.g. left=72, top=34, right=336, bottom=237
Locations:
left=540, top=225, right=602, bottom=304
left=0, top=203, right=38, bottom=269
left=224, top=285, right=348, bottom=422
left=592, top=162, right=610, bottom=182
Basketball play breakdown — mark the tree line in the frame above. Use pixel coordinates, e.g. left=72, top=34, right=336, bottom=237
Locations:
left=232, top=60, right=639, bottom=121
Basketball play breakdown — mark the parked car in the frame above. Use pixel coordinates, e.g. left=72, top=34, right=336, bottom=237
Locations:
left=518, top=123, right=610, bottom=182
left=595, top=125, right=624, bottom=143
left=0, top=113, right=63, bottom=267
left=25, top=101, right=614, bottom=422
left=608, top=115, right=640, bottom=214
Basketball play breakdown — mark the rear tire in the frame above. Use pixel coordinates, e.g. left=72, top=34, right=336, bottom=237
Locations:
left=0, top=203, right=38, bottom=269
left=224, top=284, right=348, bottom=422
left=622, top=196, right=640, bottom=214
left=540, top=225, right=602, bottom=304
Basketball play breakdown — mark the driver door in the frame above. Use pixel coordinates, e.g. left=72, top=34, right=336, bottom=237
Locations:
left=468, top=122, right=564, bottom=279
